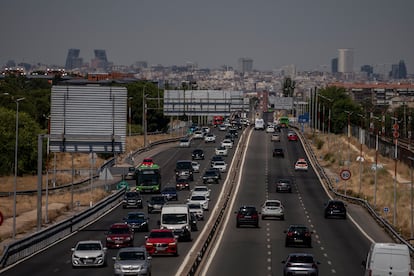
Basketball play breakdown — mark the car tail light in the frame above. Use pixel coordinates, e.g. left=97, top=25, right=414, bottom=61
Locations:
left=287, top=232, right=293, bottom=237
left=237, top=213, right=243, bottom=219
left=146, top=242, right=153, bottom=246
left=312, top=263, right=318, bottom=269
left=252, top=214, right=258, bottom=219
left=286, top=262, right=292, bottom=267
left=305, top=232, right=311, bottom=237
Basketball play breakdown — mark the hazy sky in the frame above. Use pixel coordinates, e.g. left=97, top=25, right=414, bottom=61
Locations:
left=1, top=0, right=413, bottom=73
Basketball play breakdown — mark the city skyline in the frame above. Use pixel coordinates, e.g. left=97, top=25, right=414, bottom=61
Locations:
left=1, top=0, right=413, bottom=73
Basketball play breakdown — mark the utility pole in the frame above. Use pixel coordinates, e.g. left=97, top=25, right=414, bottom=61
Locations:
left=391, top=114, right=399, bottom=225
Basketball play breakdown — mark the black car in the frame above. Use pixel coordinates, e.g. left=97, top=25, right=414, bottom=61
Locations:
left=147, top=195, right=167, bottom=213
left=273, top=148, right=285, bottom=158
left=228, top=128, right=238, bottom=138
left=122, top=191, right=143, bottom=209
left=123, top=212, right=149, bottom=232
left=276, top=179, right=292, bottom=193
left=324, top=200, right=347, bottom=219
left=176, top=177, right=190, bottom=190
left=202, top=169, right=220, bottom=184
left=224, top=134, right=235, bottom=143
left=211, top=155, right=225, bottom=166
left=192, top=149, right=205, bottom=160
left=235, top=206, right=259, bottom=228
left=175, top=160, right=194, bottom=181
left=284, top=224, right=313, bottom=247
left=161, top=186, right=178, bottom=200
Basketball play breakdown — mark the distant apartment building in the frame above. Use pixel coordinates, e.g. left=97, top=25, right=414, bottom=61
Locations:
left=65, top=48, right=83, bottom=70
left=238, top=58, right=253, bottom=73
left=338, top=48, right=354, bottom=73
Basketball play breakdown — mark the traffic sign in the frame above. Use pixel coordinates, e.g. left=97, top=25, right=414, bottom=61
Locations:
left=384, top=207, right=389, bottom=213
left=393, top=123, right=399, bottom=130
left=393, top=131, right=399, bottom=138
left=0, top=211, right=3, bottom=226
left=340, top=169, right=351, bottom=181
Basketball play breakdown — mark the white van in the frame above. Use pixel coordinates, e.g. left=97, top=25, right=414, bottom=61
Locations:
left=160, top=204, right=197, bottom=242
left=363, top=243, right=413, bottom=276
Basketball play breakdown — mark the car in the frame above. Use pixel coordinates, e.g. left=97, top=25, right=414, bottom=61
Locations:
left=324, top=200, right=347, bottom=219
left=202, top=169, right=220, bottom=184
left=273, top=148, right=285, bottom=158
left=204, top=133, right=216, bottom=143
left=295, top=158, right=308, bottom=171
left=224, top=134, right=235, bottom=142
left=261, top=199, right=284, bottom=220
left=266, top=125, right=275, bottom=133
left=126, top=166, right=136, bottom=180
left=122, top=191, right=143, bottom=209
left=228, top=128, right=238, bottom=138
left=210, top=155, right=224, bottom=166
left=187, top=194, right=209, bottom=210
left=215, top=146, right=228, bottom=156
left=141, top=157, right=154, bottom=166
left=271, top=133, right=281, bottom=142
left=192, top=149, right=205, bottom=160
left=201, top=126, right=210, bottom=134
left=71, top=240, right=107, bottom=268
left=147, top=195, right=168, bottom=213
left=235, top=206, right=259, bottom=228
left=276, top=178, right=292, bottom=193
left=193, top=130, right=204, bottom=139
left=221, top=139, right=233, bottom=149
left=191, top=185, right=211, bottom=198
left=211, top=160, right=227, bottom=172
left=218, top=124, right=227, bottom=131
left=288, top=132, right=298, bottom=141
left=161, top=186, right=178, bottom=201
left=191, top=161, right=200, bottom=173
left=179, top=138, right=191, bottom=147
left=175, top=160, right=194, bottom=181
left=123, top=212, right=149, bottom=232
left=284, top=224, right=313, bottom=247
left=187, top=202, right=204, bottom=220
left=113, top=246, right=152, bottom=276
left=145, top=229, right=178, bottom=256
left=105, top=223, right=134, bottom=249
left=282, top=253, right=320, bottom=276
left=176, top=177, right=190, bottom=190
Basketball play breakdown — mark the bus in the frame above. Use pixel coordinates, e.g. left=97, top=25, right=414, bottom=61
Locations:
left=135, top=164, right=161, bottom=193
left=279, top=116, right=290, bottom=128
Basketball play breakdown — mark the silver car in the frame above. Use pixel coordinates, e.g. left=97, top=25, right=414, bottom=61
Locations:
left=71, top=240, right=107, bottom=268
left=261, top=199, right=284, bottom=220
left=113, top=247, right=152, bottom=276
left=282, top=253, right=319, bottom=276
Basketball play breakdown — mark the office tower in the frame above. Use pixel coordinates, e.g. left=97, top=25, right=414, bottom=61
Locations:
left=91, top=49, right=109, bottom=70
left=65, top=48, right=83, bottom=70
left=361, top=65, right=373, bottom=77
left=238, top=58, right=253, bottom=73
left=398, top=60, right=407, bottom=79
left=338, top=48, right=354, bottom=73
left=331, top=58, right=338, bottom=73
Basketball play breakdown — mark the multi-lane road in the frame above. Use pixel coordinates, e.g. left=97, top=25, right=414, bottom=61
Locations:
left=0, top=126, right=393, bottom=275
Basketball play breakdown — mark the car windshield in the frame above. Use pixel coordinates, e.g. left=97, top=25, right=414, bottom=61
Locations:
left=265, top=201, right=281, bottom=207
left=125, top=192, right=139, bottom=198
left=162, top=214, right=188, bottom=224
left=118, top=251, right=145, bottom=260
left=149, top=231, right=174, bottom=239
left=289, top=255, right=314, bottom=263
left=151, top=197, right=165, bottom=203
left=127, top=213, right=145, bottom=220
left=239, top=207, right=256, bottom=215
left=194, top=187, right=207, bottom=192
left=188, top=203, right=202, bottom=209
left=289, top=226, right=308, bottom=233
left=163, top=187, right=176, bottom=192
left=191, top=196, right=206, bottom=201
left=176, top=162, right=192, bottom=170
left=278, top=179, right=290, bottom=184
left=76, top=243, right=102, bottom=251
left=109, top=227, right=130, bottom=234
left=204, top=171, right=215, bottom=176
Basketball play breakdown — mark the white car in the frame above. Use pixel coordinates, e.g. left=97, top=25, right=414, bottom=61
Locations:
left=187, top=194, right=209, bottom=210
left=191, top=185, right=211, bottom=198
left=201, top=126, right=210, bottom=134
left=71, top=240, right=107, bottom=267
left=215, top=146, right=228, bottom=156
left=187, top=202, right=204, bottom=220
left=294, top=158, right=309, bottom=171
left=193, top=131, right=204, bottom=139
left=218, top=124, right=227, bottom=131
left=212, top=160, right=227, bottom=172
left=204, top=133, right=216, bottom=143
left=261, top=199, right=284, bottom=220
left=266, top=125, right=275, bottom=133
left=221, top=139, right=233, bottom=149
left=191, top=161, right=200, bottom=173
left=179, top=138, right=191, bottom=147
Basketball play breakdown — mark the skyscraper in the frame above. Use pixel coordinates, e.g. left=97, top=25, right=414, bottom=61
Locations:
left=238, top=58, right=253, bottom=73
left=65, top=48, right=83, bottom=70
left=338, top=48, right=354, bottom=73
left=331, top=58, right=338, bottom=73
left=389, top=60, right=407, bottom=79
left=91, top=49, right=109, bottom=71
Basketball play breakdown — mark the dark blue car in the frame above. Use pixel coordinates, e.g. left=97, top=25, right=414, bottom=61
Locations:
left=123, top=212, right=149, bottom=232
left=161, top=186, right=179, bottom=201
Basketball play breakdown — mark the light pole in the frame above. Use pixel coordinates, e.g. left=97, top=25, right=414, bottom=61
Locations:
left=142, top=83, right=150, bottom=148
left=13, top=97, right=25, bottom=239
left=128, top=97, right=133, bottom=137
left=317, top=94, right=333, bottom=144
left=344, top=111, right=353, bottom=167
left=391, top=115, right=399, bottom=225
left=408, top=156, right=414, bottom=240
left=357, top=113, right=365, bottom=195
left=371, top=115, right=381, bottom=209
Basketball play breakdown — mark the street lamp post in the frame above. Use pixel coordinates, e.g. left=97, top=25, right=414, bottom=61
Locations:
left=371, top=115, right=381, bottom=209
left=13, top=97, right=25, bottom=239
left=128, top=97, right=133, bottom=137
left=344, top=111, right=353, bottom=168
left=391, top=115, right=399, bottom=225
left=408, top=156, right=414, bottom=240
left=357, top=114, right=365, bottom=195
left=142, top=83, right=150, bottom=148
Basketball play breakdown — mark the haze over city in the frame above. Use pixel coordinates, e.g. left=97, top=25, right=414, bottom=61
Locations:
left=1, top=0, right=413, bottom=73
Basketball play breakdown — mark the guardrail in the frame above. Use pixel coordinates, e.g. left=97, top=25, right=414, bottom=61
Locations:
left=0, top=136, right=183, bottom=268
left=296, top=126, right=414, bottom=255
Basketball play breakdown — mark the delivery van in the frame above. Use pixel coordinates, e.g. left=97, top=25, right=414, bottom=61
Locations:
left=159, top=204, right=197, bottom=242
left=362, top=242, right=413, bottom=276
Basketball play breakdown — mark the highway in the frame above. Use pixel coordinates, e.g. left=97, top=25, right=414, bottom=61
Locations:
left=0, top=126, right=395, bottom=276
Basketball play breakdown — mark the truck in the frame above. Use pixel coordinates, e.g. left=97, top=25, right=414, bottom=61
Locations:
left=159, top=204, right=197, bottom=241
left=212, top=116, right=224, bottom=127
left=254, top=118, right=265, bottom=130
left=135, top=163, right=161, bottom=193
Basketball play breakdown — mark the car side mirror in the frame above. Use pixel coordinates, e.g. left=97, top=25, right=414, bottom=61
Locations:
left=71, top=248, right=75, bottom=252
left=147, top=256, right=152, bottom=260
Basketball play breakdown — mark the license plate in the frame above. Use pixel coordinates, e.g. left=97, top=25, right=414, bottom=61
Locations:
left=244, top=216, right=251, bottom=218
left=294, top=239, right=303, bottom=242
left=115, top=240, right=123, bottom=244
left=156, top=246, right=166, bottom=251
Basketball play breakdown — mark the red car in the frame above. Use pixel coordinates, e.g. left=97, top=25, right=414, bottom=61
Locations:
left=145, top=229, right=178, bottom=256
left=141, top=157, right=154, bottom=166
left=287, top=132, right=298, bottom=141
left=105, top=223, right=134, bottom=249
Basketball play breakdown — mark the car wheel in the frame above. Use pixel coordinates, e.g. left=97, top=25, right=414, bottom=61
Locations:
left=261, top=215, right=266, bottom=220
left=285, top=241, right=289, bottom=247
left=281, top=215, right=284, bottom=220
left=236, top=223, right=240, bottom=228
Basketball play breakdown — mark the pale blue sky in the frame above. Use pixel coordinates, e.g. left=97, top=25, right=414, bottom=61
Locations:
left=1, top=0, right=413, bottom=73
